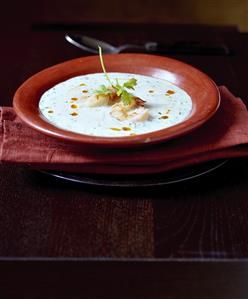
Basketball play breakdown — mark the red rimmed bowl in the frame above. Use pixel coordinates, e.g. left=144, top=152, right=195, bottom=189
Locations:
left=13, top=54, right=220, bottom=148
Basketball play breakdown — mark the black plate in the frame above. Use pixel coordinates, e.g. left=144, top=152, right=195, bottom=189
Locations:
left=38, top=159, right=228, bottom=188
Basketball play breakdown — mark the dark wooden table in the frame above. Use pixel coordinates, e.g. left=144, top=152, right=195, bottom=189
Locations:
left=1, top=24, right=248, bottom=298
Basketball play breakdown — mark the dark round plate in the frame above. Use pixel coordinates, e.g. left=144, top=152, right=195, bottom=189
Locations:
left=39, top=159, right=228, bottom=187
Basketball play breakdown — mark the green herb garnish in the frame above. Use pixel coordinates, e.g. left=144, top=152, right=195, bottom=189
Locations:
left=94, top=85, right=113, bottom=96
left=96, top=46, right=137, bottom=105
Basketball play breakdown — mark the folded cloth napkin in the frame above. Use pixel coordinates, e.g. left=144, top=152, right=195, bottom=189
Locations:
left=1, top=86, right=248, bottom=175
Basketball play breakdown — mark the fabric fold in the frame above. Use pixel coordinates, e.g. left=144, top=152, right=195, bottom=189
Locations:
left=1, top=86, right=248, bottom=174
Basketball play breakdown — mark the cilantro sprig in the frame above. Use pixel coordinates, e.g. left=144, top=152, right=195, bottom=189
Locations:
left=94, top=85, right=113, bottom=96
left=95, top=46, right=137, bottom=105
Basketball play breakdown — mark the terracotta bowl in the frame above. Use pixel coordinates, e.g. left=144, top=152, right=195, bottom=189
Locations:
left=13, top=54, right=220, bottom=148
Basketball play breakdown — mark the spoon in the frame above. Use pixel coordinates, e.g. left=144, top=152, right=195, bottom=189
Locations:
left=65, top=34, right=156, bottom=54
left=65, top=34, right=231, bottom=55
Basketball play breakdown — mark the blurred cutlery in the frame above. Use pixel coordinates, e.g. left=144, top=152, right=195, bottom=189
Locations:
left=65, top=34, right=231, bottom=55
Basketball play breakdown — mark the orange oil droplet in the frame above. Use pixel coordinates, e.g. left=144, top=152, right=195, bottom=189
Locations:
left=166, top=90, right=175, bottom=95
left=122, top=127, right=131, bottom=131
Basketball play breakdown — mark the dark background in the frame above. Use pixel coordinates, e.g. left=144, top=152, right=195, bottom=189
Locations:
left=1, top=0, right=246, bottom=31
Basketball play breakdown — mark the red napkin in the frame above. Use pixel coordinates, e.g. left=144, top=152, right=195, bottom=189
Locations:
left=1, top=86, right=248, bottom=174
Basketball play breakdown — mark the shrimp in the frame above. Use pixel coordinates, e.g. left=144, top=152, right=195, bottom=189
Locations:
left=110, top=99, right=149, bottom=122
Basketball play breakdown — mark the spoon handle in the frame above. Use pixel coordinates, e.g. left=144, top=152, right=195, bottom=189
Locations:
left=117, top=44, right=145, bottom=52
left=146, top=41, right=231, bottom=55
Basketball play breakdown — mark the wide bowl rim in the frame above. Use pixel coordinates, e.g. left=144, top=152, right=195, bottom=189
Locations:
left=13, top=53, right=220, bottom=148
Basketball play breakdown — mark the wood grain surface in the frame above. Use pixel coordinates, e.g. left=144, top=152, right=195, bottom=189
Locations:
left=1, top=24, right=248, bottom=261
left=2, top=23, right=248, bottom=298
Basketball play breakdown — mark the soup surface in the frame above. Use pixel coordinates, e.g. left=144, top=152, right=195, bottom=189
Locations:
left=39, top=73, right=192, bottom=137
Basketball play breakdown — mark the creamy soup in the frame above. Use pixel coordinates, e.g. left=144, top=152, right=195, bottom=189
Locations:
left=39, top=73, right=192, bottom=137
